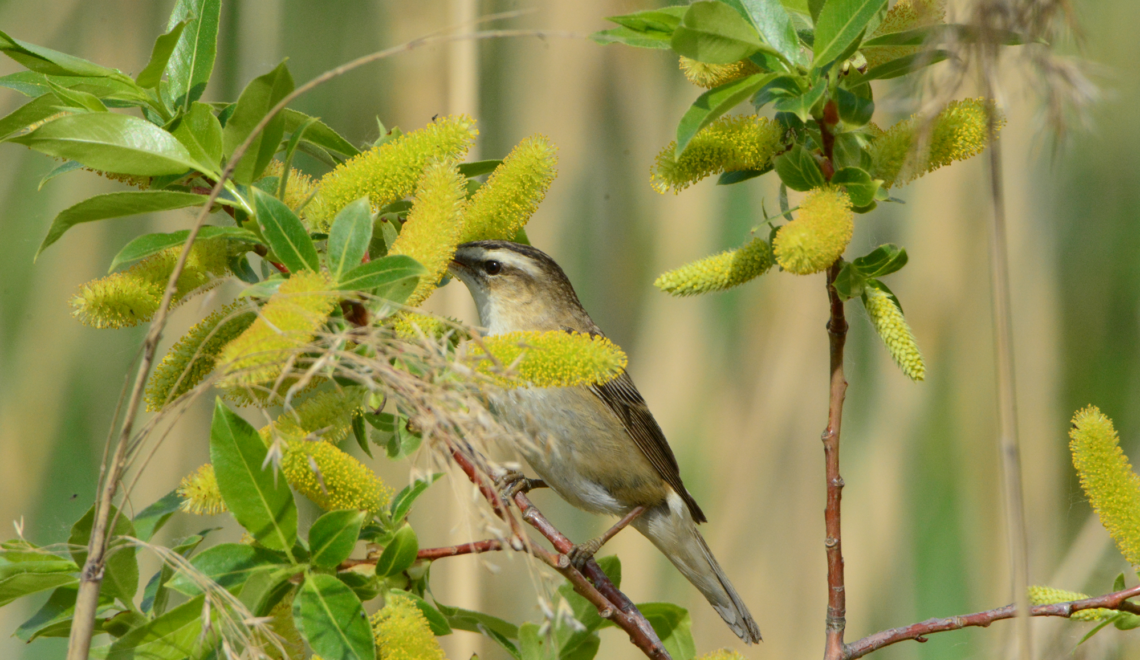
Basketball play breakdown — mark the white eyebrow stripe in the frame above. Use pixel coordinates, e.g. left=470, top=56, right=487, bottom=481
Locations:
left=485, top=249, right=541, bottom=278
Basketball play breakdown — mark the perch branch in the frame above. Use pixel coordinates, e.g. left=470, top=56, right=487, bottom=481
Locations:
left=844, top=585, right=1140, bottom=658
left=823, top=261, right=850, bottom=660
left=338, top=539, right=509, bottom=570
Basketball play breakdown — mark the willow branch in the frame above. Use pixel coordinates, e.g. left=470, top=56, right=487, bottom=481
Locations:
left=338, top=539, right=508, bottom=570
left=844, top=585, right=1140, bottom=659
left=448, top=445, right=670, bottom=660
left=822, top=261, right=850, bottom=660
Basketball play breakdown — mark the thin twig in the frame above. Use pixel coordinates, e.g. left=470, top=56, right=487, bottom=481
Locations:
left=338, top=539, right=508, bottom=570
left=66, top=26, right=582, bottom=660
left=822, top=261, right=850, bottom=660
left=844, top=585, right=1140, bottom=658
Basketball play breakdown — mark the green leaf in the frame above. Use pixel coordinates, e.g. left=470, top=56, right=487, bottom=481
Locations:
left=0, top=71, right=56, bottom=96
left=10, top=112, right=198, bottom=177
left=351, top=414, right=373, bottom=459
left=732, top=0, right=805, bottom=65
left=591, top=7, right=687, bottom=49
left=254, top=188, right=319, bottom=273
left=716, top=166, right=772, bottom=185
left=137, top=20, right=190, bottom=88
left=309, top=510, right=368, bottom=569
left=638, top=603, right=696, bottom=660
left=675, top=72, right=777, bottom=157
left=37, top=190, right=216, bottom=259
left=374, top=525, right=418, bottom=578
left=392, top=589, right=453, bottom=635
left=170, top=101, right=223, bottom=175
left=387, top=422, right=423, bottom=459
left=164, top=0, right=221, bottom=108
left=437, top=601, right=520, bottom=639
left=1079, top=618, right=1115, bottom=645
left=68, top=504, right=137, bottom=608
left=773, top=144, right=825, bottom=191
left=336, top=254, right=425, bottom=298
left=209, top=399, right=298, bottom=554
left=458, top=159, right=504, bottom=178
left=0, top=29, right=121, bottom=78
left=107, top=595, right=217, bottom=660
left=132, top=489, right=183, bottom=543
left=328, top=198, right=374, bottom=282
left=853, top=243, right=907, bottom=277
left=832, top=262, right=865, bottom=300
left=141, top=534, right=203, bottom=616
left=836, top=86, right=874, bottom=126
left=0, top=554, right=78, bottom=608
left=1115, top=612, right=1140, bottom=630
left=0, top=92, right=65, bottom=140
left=830, top=166, right=880, bottom=206
left=38, top=159, right=85, bottom=190
left=44, top=79, right=107, bottom=112
left=848, top=49, right=952, bottom=84
left=389, top=473, right=444, bottom=523
left=283, top=108, right=359, bottom=158
left=1114, top=573, right=1127, bottom=592
left=772, top=76, right=826, bottom=122
left=590, top=27, right=672, bottom=49
left=861, top=23, right=1024, bottom=48
left=224, top=60, right=294, bottom=185
left=813, top=0, right=887, bottom=67
left=809, top=0, right=826, bottom=22
left=166, top=543, right=288, bottom=596
left=295, top=573, right=375, bottom=660
left=672, top=1, right=777, bottom=65
left=110, top=225, right=260, bottom=271
left=15, top=584, right=114, bottom=642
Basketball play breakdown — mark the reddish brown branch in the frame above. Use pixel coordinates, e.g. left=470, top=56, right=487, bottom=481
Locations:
left=823, top=261, right=850, bottom=660
left=448, top=445, right=670, bottom=660
left=338, top=539, right=507, bottom=570
left=844, top=585, right=1140, bottom=659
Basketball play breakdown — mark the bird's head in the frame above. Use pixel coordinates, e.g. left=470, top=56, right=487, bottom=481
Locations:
left=449, top=241, right=594, bottom=336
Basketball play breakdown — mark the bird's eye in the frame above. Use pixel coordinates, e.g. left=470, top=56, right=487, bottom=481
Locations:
left=483, top=260, right=502, bottom=275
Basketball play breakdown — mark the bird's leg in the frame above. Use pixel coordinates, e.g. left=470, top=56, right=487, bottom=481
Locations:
left=568, top=506, right=647, bottom=570
left=494, top=468, right=548, bottom=500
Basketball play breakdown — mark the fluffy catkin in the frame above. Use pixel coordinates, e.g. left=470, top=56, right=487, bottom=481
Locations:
left=651, top=115, right=784, bottom=193
left=862, top=0, right=946, bottom=69
left=862, top=287, right=925, bottom=381
left=269, top=388, right=364, bottom=446
left=280, top=439, right=390, bottom=513
left=388, top=160, right=467, bottom=307
left=679, top=56, right=762, bottom=88
left=869, top=98, right=1001, bottom=188
left=262, top=159, right=317, bottom=213
left=145, top=303, right=256, bottom=411
left=1069, top=406, right=1140, bottom=566
left=654, top=237, right=772, bottom=296
left=773, top=187, right=854, bottom=274
left=217, top=270, right=338, bottom=389
left=459, top=135, right=558, bottom=243
left=471, top=331, right=627, bottom=388
left=372, top=593, right=446, bottom=660
left=70, top=238, right=233, bottom=329
left=307, top=115, right=477, bottom=231
left=390, top=312, right=464, bottom=342
left=177, top=464, right=227, bottom=515
left=1027, top=586, right=1113, bottom=622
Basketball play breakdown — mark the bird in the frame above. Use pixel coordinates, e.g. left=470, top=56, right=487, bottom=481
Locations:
left=448, top=240, right=761, bottom=644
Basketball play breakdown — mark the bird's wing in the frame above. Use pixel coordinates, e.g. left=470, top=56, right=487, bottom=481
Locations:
left=590, top=371, right=707, bottom=523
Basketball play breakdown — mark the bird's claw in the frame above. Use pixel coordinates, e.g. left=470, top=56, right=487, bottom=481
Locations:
left=494, top=469, right=547, bottom=500
left=567, top=537, right=604, bottom=571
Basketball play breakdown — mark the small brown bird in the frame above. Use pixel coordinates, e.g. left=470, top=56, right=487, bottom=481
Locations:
left=449, top=240, right=761, bottom=643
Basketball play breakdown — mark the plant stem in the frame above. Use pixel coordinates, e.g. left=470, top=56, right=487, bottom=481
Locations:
left=823, top=261, right=850, bottom=660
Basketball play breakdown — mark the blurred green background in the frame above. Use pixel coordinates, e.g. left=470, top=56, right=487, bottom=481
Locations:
left=0, top=0, right=1136, bottom=658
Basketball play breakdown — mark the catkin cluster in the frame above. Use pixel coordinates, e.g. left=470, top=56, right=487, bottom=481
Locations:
left=387, top=160, right=467, bottom=307
left=460, top=135, right=558, bottom=243
left=861, top=0, right=946, bottom=69
left=773, top=187, right=854, bottom=275
left=652, top=115, right=784, bottom=193
left=678, top=56, right=761, bottom=88
left=654, top=237, right=772, bottom=296
left=279, top=439, right=391, bottom=514
left=471, top=331, right=627, bottom=388
left=1069, top=405, right=1140, bottom=566
left=371, top=593, right=446, bottom=660
left=862, top=287, right=925, bottom=381
left=869, top=98, right=1001, bottom=188
left=178, top=464, right=227, bottom=515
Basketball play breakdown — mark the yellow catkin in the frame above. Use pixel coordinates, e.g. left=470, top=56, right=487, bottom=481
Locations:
left=1070, top=406, right=1140, bottom=566
left=1028, top=586, right=1113, bottom=622
left=280, top=440, right=390, bottom=514
left=679, top=56, right=762, bottom=88
left=388, top=160, right=467, bottom=307
left=459, top=136, right=558, bottom=243
left=651, top=115, right=784, bottom=193
left=863, top=287, right=925, bottom=381
left=655, top=237, right=772, bottom=296
left=70, top=239, right=233, bottom=329
left=869, top=98, right=1002, bottom=188
left=697, top=651, right=746, bottom=660
left=217, top=270, right=338, bottom=389
left=390, top=312, right=464, bottom=342
left=177, top=464, right=227, bottom=515
left=307, top=115, right=478, bottom=231
left=773, top=187, right=854, bottom=275
left=146, top=303, right=257, bottom=411
left=262, top=159, right=317, bottom=213
left=862, top=0, right=946, bottom=69
left=270, top=388, right=364, bottom=446
left=372, top=592, right=446, bottom=660
left=471, top=331, right=627, bottom=388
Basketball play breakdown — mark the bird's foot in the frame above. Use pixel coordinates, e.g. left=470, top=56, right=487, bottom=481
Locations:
left=567, top=537, right=605, bottom=571
left=494, top=469, right=547, bottom=501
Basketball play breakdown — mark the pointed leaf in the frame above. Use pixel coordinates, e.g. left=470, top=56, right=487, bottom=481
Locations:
left=671, top=1, right=777, bottom=65
left=0, top=29, right=120, bottom=78
left=773, top=144, right=825, bottom=191
left=224, top=59, right=294, bottom=185
left=846, top=50, right=952, bottom=85
left=813, top=0, right=888, bottom=67
left=591, top=27, right=673, bottom=49
left=309, top=510, right=367, bottom=569
left=67, top=504, right=137, bottom=608
left=295, top=573, right=375, bottom=660
left=137, top=20, right=190, bottom=88
left=110, top=225, right=260, bottom=271
left=732, top=0, right=805, bottom=65
left=389, top=473, right=444, bottom=522
left=0, top=556, right=78, bottom=608
left=638, top=603, right=696, bottom=660
left=374, top=525, right=418, bottom=578
left=164, top=0, right=221, bottom=108
left=284, top=108, right=360, bottom=158
left=254, top=188, right=318, bottom=273
left=170, top=101, right=223, bottom=175
left=209, top=399, right=298, bottom=553
left=166, top=543, right=288, bottom=596
left=675, top=72, right=777, bottom=157
left=328, top=198, right=374, bottom=281
left=132, top=489, right=183, bottom=543
left=10, top=112, right=199, bottom=176
left=336, top=254, right=425, bottom=296
left=37, top=190, right=216, bottom=258
left=44, top=79, right=107, bottom=112
left=0, top=92, right=65, bottom=140
left=107, top=595, right=217, bottom=660
left=830, top=166, right=880, bottom=206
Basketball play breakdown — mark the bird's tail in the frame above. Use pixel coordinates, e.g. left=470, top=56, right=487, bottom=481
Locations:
left=632, top=495, right=761, bottom=644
